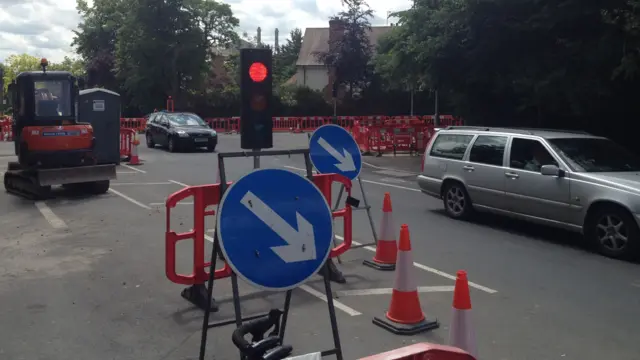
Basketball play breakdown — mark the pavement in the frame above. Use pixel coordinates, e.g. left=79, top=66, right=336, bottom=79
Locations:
left=0, top=133, right=639, bottom=360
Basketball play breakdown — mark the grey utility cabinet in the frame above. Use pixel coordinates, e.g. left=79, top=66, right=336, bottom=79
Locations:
left=77, top=88, right=121, bottom=165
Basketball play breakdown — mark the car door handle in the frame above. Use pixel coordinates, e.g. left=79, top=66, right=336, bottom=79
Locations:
left=505, top=172, right=519, bottom=179
left=463, top=165, right=474, bottom=171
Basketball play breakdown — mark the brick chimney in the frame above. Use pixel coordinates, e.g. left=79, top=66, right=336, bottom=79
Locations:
left=326, top=19, right=345, bottom=99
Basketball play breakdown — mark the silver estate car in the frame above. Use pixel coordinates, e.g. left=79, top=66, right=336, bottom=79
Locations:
left=417, top=126, right=640, bottom=260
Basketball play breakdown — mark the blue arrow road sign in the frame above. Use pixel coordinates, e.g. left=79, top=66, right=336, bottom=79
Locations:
left=309, top=124, right=362, bottom=180
left=217, top=168, right=334, bottom=291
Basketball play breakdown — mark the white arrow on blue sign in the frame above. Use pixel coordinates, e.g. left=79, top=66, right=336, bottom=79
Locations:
left=216, top=168, right=334, bottom=291
left=309, top=124, right=362, bottom=180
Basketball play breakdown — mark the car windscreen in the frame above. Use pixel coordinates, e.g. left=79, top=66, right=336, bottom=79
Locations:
left=168, top=113, right=207, bottom=126
left=547, top=137, right=640, bottom=172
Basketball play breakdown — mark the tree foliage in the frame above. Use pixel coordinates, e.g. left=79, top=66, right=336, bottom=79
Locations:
left=1, top=54, right=85, bottom=93
left=315, top=0, right=375, bottom=96
left=374, top=0, right=640, bottom=145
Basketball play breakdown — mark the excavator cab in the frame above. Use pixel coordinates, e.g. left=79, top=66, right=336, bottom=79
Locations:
left=9, top=59, right=79, bottom=152
left=3, top=58, right=117, bottom=199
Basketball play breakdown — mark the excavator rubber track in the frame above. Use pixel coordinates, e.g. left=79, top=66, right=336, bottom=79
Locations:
left=3, top=163, right=117, bottom=200
left=3, top=169, right=52, bottom=200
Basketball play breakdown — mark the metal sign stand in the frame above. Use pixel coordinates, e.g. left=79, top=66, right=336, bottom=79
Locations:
left=330, top=178, right=378, bottom=262
left=305, top=127, right=378, bottom=264
left=198, top=149, right=344, bottom=360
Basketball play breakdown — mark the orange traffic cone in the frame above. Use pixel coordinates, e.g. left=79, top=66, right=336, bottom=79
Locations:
left=373, top=224, right=440, bottom=335
left=449, top=270, right=477, bottom=357
left=127, top=135, right=141, bottom=165
left=293, top=122, right=302, bottom=133
left=363, top=193, right=397, bottom=271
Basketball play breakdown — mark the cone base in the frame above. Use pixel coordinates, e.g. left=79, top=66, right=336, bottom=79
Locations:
left=363, top=259, right=396, bottom=271
left=372, top=315, right=439, bottom=335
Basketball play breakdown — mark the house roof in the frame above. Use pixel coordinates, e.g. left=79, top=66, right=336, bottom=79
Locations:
left=296, top=26, right=393, bottom=67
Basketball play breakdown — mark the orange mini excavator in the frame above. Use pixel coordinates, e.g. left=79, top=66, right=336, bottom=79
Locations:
left=3, top=58, right=116, bottom=199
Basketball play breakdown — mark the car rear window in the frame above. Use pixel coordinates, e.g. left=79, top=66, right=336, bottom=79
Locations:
left=429, top=133, right=475, bottom=160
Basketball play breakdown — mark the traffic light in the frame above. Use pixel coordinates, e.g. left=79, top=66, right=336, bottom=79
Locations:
left=240, top=48, right=273, bottom=150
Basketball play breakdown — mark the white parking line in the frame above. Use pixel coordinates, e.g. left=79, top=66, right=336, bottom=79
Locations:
left=337, top=286, right=454, bottom=297
left=120, top=164, right=146, bottom=173
left=168, top=180, right=189, bottom=187
left=298, top=285, right=361, bottom=316
left=108, top=188, right=152, bottom=210
left=283, top=165, right=420, bottom=192
left=337, top=235, right=498, bottom=294
left=35, top=201, right=67, bottom=229
left=363, top=161, right=419, bottom=176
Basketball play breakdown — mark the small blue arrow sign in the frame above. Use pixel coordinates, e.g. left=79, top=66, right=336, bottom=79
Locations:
left=309, top=124, right=362, bottom=180
left=217, top=168, right=334, bottom=291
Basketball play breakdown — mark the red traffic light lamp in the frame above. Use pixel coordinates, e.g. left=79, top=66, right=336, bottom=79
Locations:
left=249, top=62, right=268, bottom=82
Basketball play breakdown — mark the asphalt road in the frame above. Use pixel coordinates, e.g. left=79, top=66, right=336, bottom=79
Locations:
left=0, top=133, right=639, bottom=360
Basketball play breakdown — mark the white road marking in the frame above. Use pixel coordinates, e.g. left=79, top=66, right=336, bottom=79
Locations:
left=364, top=161, right=419, bottom=176
left=108, top=188, right=152, bottom=210
left=111, top=182, right=172, bottom=186
left=336, top=235, right=498, bottom=294
left=283, top=165, right=420, bottom=192
left=116, top=171, right=138, bottom=174
left=150, top=202, right=193, bottom=206
left=169, top=180, right=189, bottom=187
left=35, top=201, right=67, bottom=229
left=379, top=177, right=408, bottom=184
left=298, top=285, right=361, bottom=316
left=120, top=164, right=146, bottom=173
left=337, top=286, right=454, bottom=296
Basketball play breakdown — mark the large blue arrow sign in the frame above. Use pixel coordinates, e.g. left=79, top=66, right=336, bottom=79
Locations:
left=309, top=124, right=362, bottom=180
left=217, top=168, right=334, bottom=291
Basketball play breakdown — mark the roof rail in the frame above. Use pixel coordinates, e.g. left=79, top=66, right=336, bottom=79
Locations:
left=444, top=126, right=490, bottom=131
left=512, top=127, right=591, bottom=135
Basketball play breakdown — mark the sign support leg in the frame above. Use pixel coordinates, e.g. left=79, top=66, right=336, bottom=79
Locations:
left=321, top=261, right=345, bottom=360
left=331, top=177, right=379, bottom=250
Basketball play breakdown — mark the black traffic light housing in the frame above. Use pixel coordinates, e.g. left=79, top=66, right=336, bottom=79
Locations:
left=240, top=48, right=273, bottom=150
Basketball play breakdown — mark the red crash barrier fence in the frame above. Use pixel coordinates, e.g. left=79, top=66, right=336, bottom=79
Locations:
left=120, top=128, right=136, bottom=161
left=118, top=114, right=463, bottom=138
left=358, top=343, right=476, bottom=360
left=352, top=115, right=463, bottom=155
left=164, top=172, right=353, bottom=285
left=1, top=117, right=12, bottom=141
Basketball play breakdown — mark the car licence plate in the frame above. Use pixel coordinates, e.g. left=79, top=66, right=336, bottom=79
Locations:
left=194, top=138, right=208, bottom=142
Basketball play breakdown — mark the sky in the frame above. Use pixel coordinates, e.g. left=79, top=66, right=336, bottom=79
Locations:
left=0, top=0, right=411, bottom=64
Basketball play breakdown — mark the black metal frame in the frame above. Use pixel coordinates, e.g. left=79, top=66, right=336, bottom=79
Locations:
left=198, top=149, right=344, bottom=360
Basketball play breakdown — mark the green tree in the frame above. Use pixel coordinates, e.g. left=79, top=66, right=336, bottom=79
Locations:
left=273, top=28, right=303, bottom=87
left=315, top=0, right=375, bottom=97
left=2, top=54, right=85, bottom=93
left=73, top=0, right=127, bottom=89
left=115, top=0, right=208, bottom=112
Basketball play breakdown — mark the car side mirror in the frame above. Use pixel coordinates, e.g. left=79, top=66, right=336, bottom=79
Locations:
left=540, top=164, right=565, bottom=177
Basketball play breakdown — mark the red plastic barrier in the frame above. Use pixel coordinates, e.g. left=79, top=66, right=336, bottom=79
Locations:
left=0, top=117, right=12, bottom=141
left=164, top=172, right=353, bottom=285
left=165, top=182, right=234, bottom=285
left=311, top=173, right=353, bottom=258
left=119, top=114, right=464, bottom=137
left=120, top=128, right=136, bottom=160
left=358, top=343, right=476, bottom=360
left=120, top=118, right=147, bottom=133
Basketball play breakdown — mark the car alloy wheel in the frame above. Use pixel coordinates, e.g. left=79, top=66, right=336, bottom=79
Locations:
left=442, top=182, right=472, bottom=219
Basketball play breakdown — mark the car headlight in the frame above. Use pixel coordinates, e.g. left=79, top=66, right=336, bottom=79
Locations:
left=176, top=130, right=189, bottom=137
left=210, top=130, right=217, bottom=136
